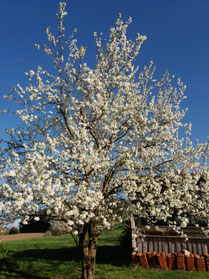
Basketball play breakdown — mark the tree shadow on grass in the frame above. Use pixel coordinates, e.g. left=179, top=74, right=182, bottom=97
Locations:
left=97, top=245, right=131, bottom=266
left=0, top=258, right=48, bottom=279
left=0, top=245, right=131, bottom=278
left=0, top=256, right=51, bottom=279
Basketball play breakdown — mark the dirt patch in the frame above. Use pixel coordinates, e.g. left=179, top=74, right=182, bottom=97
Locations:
left=0, top=233, right=45, bottom=241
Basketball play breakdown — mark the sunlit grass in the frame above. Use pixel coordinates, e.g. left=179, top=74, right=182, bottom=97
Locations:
left=0, top=226, right=208, bottom=278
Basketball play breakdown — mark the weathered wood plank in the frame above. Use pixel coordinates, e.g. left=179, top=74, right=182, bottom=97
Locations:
left=176, top=241, right=181, bottom=252
left=182, top=242, right=187, bottom=250
left=187, top=242, right=192, bottom=253
left=171, top=242, right=176, bottom=253
left=154, top=240, right=158, bottom=253
left=197, top=242, right=202, bottom=255
left=192, top=242, right=197, bottom=254
left=168, top=241, right=173, bottom=253
left=131, top=216, right=137, bottom=252
left=148, top=240, right=153, bottom=252
left=138, top=240, right=143, bottom=253
left=158, top=240, right=162, bottom=252
left=163, top=241, right=168, bottom=256
left=202, top=243, right=208, bottom=255
left=143, top=240, right=148, bottom=253
left=139, top=234, right=209, bottom=240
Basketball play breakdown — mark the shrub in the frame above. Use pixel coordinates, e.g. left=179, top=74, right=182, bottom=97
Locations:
left=44, top=230, right=52, bottom=237
left=0, top=229, right=9, bottom=235
left=0, top=242, right=8, bottom=260
left=9, top=227, right=19, bottom=234
left=119, top=222, right=132, bottom=255
left=49, top=220, right=68, bottom=236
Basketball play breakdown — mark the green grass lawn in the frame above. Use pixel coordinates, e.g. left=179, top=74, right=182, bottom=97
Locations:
left=0, top=226, right=209, bottom=279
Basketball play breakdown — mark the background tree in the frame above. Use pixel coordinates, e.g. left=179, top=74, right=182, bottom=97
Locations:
left=0, top=2, right=209, bottom=279
left=19, top=210, right=50, bottom=233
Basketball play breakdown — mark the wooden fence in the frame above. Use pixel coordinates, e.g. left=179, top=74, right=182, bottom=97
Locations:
left=131, top=217, right=209, bottom=256
left=135, top=235, right=209, bottom=255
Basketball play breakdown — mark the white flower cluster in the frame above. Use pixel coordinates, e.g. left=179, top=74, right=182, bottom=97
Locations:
left=1, top=2, right=209, bottom=239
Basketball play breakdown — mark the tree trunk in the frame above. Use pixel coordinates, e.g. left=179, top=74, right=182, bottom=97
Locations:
left=80, top=222, right=98, bottom=279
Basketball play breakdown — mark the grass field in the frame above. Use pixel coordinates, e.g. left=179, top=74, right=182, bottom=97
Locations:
left=0, top=226, right=209, bottom=279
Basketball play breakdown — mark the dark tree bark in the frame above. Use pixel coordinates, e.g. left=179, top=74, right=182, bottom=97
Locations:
left=80, top=222, right=98, bottom=279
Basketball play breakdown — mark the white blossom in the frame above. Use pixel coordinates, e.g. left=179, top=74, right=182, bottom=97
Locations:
left=1, top=0, right=209, bottom=256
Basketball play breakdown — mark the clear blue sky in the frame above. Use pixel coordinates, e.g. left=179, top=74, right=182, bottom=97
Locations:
left=0, top=0, right=208, bottom=144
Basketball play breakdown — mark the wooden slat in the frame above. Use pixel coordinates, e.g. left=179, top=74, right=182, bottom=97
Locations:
left=168, top=241, right=173, bottom=253
left=143, top=240, right=148, bottom=253
left=187, top=242, right=192, bottom=253
left=158, top=240, right=162, bottom=252
left=192, top=242, right=197, bottom=254
left=154, top=240, right=158, bottom=253
left=145, top=234, right=209, bottom=240
left=163, top=240, right=168, bottom=256
left=176, top=241, right=181, bottom=252
left=202, top=243, right=208, bottom=255
left=182, top=242, right=187, bottom=250
left=171, top=242, right=176, bottom=253
left=131, top=216, right=137, bottom=252
left=148, top=240, right=153, bottom=252
left=138, top=240, right=142, bottom=253
left=197, top=242, right=202, bottom=255
left=134, top=221, right=209, bottom=236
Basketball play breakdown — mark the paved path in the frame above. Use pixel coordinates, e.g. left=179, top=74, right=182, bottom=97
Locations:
left=0, top=233, right=45, bottom=241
